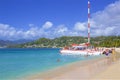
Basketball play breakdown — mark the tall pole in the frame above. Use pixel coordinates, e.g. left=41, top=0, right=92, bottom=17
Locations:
left=88, top=0, right=90, bottom=44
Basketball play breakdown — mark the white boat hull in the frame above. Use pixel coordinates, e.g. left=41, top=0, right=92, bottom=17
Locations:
left=60, top=50, right=103, bottom=56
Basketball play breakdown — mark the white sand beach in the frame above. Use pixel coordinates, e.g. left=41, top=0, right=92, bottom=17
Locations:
left=25, top=48, right=120, bottom=80
left=90, top=48, right=120, bottom=80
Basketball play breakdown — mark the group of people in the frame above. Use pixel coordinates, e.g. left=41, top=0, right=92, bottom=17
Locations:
left=102, top=48, right=113, bottom=56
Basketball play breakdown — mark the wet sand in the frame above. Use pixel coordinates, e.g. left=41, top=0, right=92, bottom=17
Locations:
left=25, top=48, right=120, bottom=80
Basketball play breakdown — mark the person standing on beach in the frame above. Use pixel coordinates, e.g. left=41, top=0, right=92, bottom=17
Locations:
left=112, top=49, right=116, bottom=62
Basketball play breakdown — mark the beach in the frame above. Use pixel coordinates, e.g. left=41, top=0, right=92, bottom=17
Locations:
left=90, top=48, right=120, bottom=80
left=25, top=48, right=120, bottom=80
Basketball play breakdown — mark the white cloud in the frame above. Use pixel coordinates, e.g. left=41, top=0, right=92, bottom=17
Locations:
left=42, top=21, right=53, bottom=29
left=56, top=25, right=68, bottom=33
left=0, top=0, right=120, bottom=40
left=0, top=23, right=41, bottom=40
left=49, top=25, right=68, bottom=38
left=90, top=0, right=120, bottom=36
left=0, top=24, right=17, bottom=39
left=0, top=21, right=53, bottom=40
left=74, top=22, right=87, bottom=31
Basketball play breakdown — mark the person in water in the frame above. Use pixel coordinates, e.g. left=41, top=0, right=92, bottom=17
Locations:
left=57, top=59, right=60, bottom=62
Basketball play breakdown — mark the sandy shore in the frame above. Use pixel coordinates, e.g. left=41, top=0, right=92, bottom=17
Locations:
left=25, top=48, right=120, bottom=80
left=90, top=48, right=120, bottom=80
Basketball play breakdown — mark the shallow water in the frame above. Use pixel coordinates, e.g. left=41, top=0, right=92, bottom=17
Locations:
left=0, top=48, right=102, bottom=80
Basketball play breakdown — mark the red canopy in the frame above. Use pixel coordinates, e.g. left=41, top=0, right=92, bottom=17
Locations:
left=71, top=44, right=78, bottom=47
left=85, top=43, right=90, bottom=46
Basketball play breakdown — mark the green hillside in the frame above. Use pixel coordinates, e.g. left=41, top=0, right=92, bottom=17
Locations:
left=13, top=36, right=120, bottom=48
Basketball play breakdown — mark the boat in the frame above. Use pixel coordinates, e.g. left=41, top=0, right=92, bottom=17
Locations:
left=60, top=0, right=104, bottom=56
left=60, top=43, right=104, bottom=56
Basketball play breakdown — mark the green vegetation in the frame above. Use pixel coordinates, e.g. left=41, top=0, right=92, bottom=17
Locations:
left=91, top=36, right=120, bottom=47
left=13, top=36, right=120, bottom=48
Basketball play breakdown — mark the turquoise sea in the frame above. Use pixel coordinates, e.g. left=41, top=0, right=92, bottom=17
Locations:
left=0, top=48, right=101, bottom=80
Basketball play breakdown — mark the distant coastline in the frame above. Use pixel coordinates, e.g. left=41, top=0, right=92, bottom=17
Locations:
left=3, top=36, right=119, bottom=48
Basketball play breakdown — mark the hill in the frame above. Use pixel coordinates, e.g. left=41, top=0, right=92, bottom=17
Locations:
left=0, top=39, right=32, bottom=48
left=14, top=36, right=120, bottom=48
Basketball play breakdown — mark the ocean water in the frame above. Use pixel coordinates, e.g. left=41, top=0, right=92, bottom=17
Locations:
left=0, top=48, right=101, bottom=80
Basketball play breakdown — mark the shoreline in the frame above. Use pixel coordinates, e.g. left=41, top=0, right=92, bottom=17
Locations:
left=25, top=56, right=105, bottom=80
left=24, top=48, right=120, bottom=80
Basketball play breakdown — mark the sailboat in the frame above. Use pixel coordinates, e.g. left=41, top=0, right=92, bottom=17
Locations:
left=60, top=43, right=104, bottom=56
left=60, top=1, right=104, bottom=56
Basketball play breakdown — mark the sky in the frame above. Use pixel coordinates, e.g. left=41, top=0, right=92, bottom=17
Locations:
left=0, top=0, right=120, bottom=40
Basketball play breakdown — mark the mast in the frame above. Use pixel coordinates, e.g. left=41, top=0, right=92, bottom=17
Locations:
left=88, top=0, right=90, bottom=44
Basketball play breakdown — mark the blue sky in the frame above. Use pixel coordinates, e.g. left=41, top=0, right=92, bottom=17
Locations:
left=0, top=0, right=119, bottom=40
